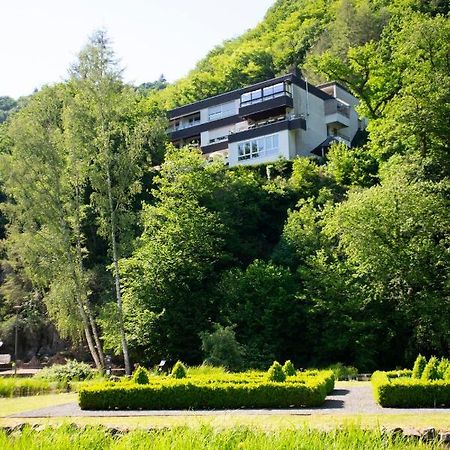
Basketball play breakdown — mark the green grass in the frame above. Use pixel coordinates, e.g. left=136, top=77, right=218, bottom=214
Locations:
left=0, top=424, right=443, bottom=450
left=0, top=378, right=60, bottom=398
left=0, top=393, right=77, bottom=417
left=186, top=365, right=228, bottom=377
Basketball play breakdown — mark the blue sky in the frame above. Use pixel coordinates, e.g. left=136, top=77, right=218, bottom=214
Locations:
left=1, top=0, right=275, bottom=98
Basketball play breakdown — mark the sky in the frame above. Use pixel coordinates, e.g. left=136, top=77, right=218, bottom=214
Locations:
left=1, top=0, right=275, bottom=98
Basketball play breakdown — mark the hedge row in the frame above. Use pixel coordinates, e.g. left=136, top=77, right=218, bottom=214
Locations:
left=78, top=371, right=334, bottom=410
left=371, top=371, right=450, bottom=408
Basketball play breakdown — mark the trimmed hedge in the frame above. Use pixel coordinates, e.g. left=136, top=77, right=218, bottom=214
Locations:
left=78, top=370, right=334, bottom=410
left=371, top=370, right=450, bottom=407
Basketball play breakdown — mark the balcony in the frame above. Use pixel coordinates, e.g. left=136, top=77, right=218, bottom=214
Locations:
left=325, top=99, right=351, bottom=128
left=239, top=82, right=294, bottom=120
left=228, top=114, right=305, bottom=144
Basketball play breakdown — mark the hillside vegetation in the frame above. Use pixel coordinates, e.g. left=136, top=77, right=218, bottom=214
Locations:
left=0, top=0, right=449, bottom=372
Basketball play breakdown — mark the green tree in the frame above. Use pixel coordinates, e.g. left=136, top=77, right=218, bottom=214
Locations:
left=325, top=171, right=450, bottom=360
left=0, top=85, right=104, bottom=367
left=67, top=30, right=165, bottom=374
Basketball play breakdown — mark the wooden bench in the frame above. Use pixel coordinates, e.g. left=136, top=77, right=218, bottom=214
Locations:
left=0, top=354, right=12, bottom=372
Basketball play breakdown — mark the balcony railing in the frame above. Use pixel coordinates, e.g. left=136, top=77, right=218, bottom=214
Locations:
left=169, top=119, right=201, bottom=133
left=325, top=100, right=350, bottom=118
left=240, top=82, right=292, bottom=107
left=230, top=113, right=304, bottom=135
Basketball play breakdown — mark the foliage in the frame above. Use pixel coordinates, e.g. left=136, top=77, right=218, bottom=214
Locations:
left=372, top=370, right=450, bottom=408
left=421, top=356, right=440, bottom=381
left=34, top=360, right=96, bottom=382
left=327, top=363, right=358, bottom=381
left=267, top=361, right=286, bottom=382
left=132, top=365, right=151, bottom=385
left=0, top=424, right=432, bottom=450
left=79, top=370, right=333, bottom=409
left=186, top=365, right=228, bottom=377
left=411, top=354, right=427, bottom=379
left=200, top=324, right=244, bottom=371
left=219, top=260, right=301, bottom=368
left=0, top=378, right=55, bottom=398
left=438, top=359, right=450, bottom=380
left=171, top=361, right=187, bottom=379
left=282, top=360, right=296, bottom=377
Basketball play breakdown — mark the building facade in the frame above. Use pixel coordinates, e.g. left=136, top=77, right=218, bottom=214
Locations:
left=168, top=72, right=365, bottom=166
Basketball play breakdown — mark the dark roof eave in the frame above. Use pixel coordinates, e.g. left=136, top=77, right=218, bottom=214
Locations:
left=168, top=73, right=332, bottom=120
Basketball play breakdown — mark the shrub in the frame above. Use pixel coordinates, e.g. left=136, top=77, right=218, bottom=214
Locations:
left=78, top=370, right=332, bottom=410
left=421, top=356, right=440, bottom=380
left=34, top=360, right=95, bottom=382
left=411, top=354, right=427, bottom=379
left=371, top=370, right=450, bottom=407
left=445, top=365, right=450, bottom=381
left=437, top=358, right=449, bottom=379
left=282, top=360, right=296, bottom=377
left=327, top=363, right=358, bottom=381
left=171, top=361, right=187, bottom=379
left=132, top=366, right=150, bottom=385
left=267, top=361, right=286, bottom=382
left=200, top=325, right=244, bottom=371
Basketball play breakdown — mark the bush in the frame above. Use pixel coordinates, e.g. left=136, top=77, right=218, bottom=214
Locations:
left=421, top=356, right=440, bottom=381
left=78, top=370, right=333, bottom=410
left=327, top=363, right=358, bottom=381
left=200, top=325, right=244, bottom=371
left=282, top=360, right=296, bottom=377
left=132, top=366, right=150, bottom=385
left=437, top=358, right=449, bottom=379
left=267, top=361, right=286, bottom=382
left=411, top=354, right=427, bottom=379
left=34, top=360, right=95, bottom=383
left=171, top=361, right=187, bottom=379
left=445, top=365, right=450, bottom=381
left=371, top=370, right=450, bottom=407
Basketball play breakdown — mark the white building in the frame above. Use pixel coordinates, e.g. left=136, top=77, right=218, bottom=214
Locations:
left=168, top=72, right=365, bottom=166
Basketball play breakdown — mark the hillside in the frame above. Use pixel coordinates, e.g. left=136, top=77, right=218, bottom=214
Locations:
left=0, top=1, right=449, bottom=372
left=151, top=0, right=448, bottom=112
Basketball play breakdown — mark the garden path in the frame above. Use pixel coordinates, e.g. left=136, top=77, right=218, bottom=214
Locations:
left=9, top=384, right=450, bottom=418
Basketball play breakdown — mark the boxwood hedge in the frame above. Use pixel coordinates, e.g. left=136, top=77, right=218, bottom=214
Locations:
left=78, top=370, right=334, bottom=410
left=371, top=370, right=450, bottom=408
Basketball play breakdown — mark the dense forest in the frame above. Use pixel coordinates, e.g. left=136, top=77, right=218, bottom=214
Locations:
left=0, top=0, right=449, bottom=373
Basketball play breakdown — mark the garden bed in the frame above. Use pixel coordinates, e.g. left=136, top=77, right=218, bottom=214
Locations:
left=78, top=370, right=334, bottom=410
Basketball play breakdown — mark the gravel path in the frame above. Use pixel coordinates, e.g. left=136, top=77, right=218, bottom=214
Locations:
left=10, top=385, right=450, bottom=418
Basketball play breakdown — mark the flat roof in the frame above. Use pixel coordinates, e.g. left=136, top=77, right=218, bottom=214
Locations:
left=168, top=73, right=334, bottom=120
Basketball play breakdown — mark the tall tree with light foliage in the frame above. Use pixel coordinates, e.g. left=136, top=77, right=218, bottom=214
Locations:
left=67, top=30, right=162, bottom=374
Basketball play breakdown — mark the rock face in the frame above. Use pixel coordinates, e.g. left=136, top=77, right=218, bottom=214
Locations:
left=439, top=432, right=450, bottom=444
left=384, top=427, right=450, bottom=445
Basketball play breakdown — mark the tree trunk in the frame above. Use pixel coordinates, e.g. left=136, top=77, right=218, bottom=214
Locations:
left=74, top=186, right=106, bottom=368
left=87, top=301, right=106, bottom=367
left=106, top=165, right=131, bottom=375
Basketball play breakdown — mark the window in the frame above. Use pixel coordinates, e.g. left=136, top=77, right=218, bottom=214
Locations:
left=237, top=133, right=279, bottom=161
left=240, top=82, right=290, bottom=106
left=263, top=82, right=284, bottom=98
left=208, top=101, right=236, bottom=121
left=187, top=113, right=200, bottom=126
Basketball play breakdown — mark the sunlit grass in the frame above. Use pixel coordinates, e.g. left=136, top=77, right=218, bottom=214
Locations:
left=0, top=413, right=449, bottom=432
left=0, top=424, right=442, bottom=449
left=0, top=393, right=77, bottom=417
